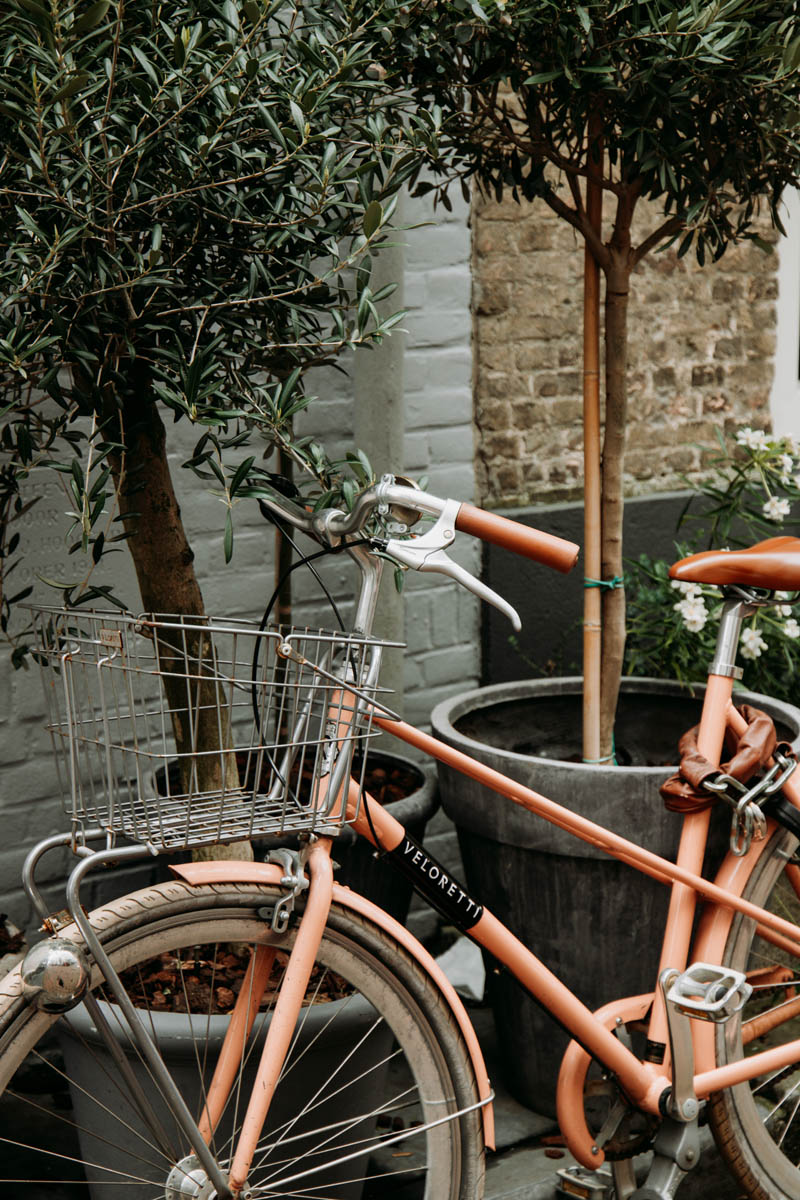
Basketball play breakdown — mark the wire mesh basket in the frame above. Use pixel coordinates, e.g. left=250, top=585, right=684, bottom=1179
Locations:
left=30, top=608, right=394, bottom=852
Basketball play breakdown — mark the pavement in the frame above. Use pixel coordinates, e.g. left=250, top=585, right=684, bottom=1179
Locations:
left=474, top=1005, right=746, bottom=1200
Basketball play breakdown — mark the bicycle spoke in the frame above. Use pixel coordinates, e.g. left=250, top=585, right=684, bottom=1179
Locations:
left=254, top=1082, right=419, bottom=1183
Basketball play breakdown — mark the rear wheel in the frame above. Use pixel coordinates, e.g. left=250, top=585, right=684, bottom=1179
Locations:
left=711, top=828, right=800, bottom=1199
left=0, top=880, right=485, bottom=1198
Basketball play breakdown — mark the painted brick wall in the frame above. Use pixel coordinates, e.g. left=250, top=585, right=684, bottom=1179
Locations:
left=0, top=190, right=476, bottom=929
left=473, top=192, right=780, bottom=508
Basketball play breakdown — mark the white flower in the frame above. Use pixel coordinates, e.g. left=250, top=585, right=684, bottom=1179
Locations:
left=785, top=618, right=800, bottom=639
left=670, top=580, right=703, bottom=599
left=780, top=454, right=794, bottom=481
left=674, top=596, right=707, bottom=632
left=740, top=627, right=768, bottom=659
left=778, top=604, right=794, bottom=617
left=736, top=427, right=770, bottom=452
left=762, top=495, right=791, bottom=521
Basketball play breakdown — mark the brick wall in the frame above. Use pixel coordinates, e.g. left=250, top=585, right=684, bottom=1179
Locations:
left=473, top=192, right=780, bottom=508
left=0, top=191, right=476, bottom=928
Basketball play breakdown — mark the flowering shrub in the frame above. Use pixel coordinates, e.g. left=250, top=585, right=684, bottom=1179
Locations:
left=625, top=430, right=800, bottom=701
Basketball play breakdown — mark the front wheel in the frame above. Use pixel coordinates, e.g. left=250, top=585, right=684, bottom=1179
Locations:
left=711, top=828, right=800, bottom=1199
left=0, top=879, right=485, bottom=1199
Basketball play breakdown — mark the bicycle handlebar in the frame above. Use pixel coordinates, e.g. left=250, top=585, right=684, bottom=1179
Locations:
left=454, top=502, right=578, bottom=573
left=259, top=479, right=579, bottom=574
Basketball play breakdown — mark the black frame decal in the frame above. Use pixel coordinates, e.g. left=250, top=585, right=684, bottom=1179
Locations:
left=385, top=832, right=483, bottom=930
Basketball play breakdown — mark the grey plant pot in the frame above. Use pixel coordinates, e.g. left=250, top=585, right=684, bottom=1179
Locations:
left=430, top=677, right=800, bottom=1116
left=59, top=990, right=392, bottom=1200
left=334, top=749, right=438, bottom=920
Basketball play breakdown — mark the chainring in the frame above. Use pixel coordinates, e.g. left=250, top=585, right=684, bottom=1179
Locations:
left=583, top=1074, right=659, bottom=1160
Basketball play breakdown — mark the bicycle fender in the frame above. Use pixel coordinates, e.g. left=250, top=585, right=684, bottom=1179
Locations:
left=170, top=860, right=496, bottom=1150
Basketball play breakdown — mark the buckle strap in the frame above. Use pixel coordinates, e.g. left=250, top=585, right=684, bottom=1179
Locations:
left=661, top=704, right=781, bottom=815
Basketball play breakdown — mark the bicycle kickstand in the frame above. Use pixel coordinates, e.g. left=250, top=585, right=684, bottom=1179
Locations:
left=628, top=963, right=750, bottom=1200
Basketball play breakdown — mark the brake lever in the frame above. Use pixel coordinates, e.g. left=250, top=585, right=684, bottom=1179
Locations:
left=381, top=500, right=522, bottom=632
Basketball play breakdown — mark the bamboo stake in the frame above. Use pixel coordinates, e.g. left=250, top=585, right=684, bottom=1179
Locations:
left=582, top=118, right=604, bottom=763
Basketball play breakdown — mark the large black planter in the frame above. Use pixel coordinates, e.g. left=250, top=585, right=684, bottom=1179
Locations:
left=335, top=749, right=438, bottom=921
left=431, top=677, right=800, bottom=1116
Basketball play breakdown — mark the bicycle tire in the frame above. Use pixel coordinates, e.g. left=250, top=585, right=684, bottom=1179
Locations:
left=0, top=879, right=485, bottom=1199
left=710, top=826, right=800, bottom=1199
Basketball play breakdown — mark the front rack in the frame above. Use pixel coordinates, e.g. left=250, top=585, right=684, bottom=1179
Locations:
left=30, top=608, right=394, bottom=852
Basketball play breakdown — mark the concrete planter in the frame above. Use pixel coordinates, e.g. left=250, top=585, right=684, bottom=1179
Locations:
left=431, top=677, right=800, bottom=1116
left=60, top=991, right=391, bottom=1200
left=335, top=749, right=438, bottom=921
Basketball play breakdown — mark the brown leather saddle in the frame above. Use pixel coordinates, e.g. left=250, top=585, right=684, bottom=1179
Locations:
left=669, top=536, right=800, bottom=591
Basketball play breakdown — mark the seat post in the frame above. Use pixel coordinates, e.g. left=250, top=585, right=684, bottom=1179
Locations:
left=708, top=590, right=762, bottom=681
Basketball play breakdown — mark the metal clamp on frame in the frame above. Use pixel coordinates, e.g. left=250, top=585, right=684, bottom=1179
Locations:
left=265, top=847, right=310, bottom=933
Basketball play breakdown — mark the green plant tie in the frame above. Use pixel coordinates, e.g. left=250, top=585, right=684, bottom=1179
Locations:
left=583, top=575, right=625, bottom=590
left=582, top=736, right=618, bottom=766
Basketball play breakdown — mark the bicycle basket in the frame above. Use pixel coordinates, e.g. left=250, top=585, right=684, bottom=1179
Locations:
left=30, top=608, right=392, bottom=852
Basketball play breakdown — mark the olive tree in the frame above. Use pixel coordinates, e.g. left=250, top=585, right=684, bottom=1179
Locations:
left=388, top=0, right=800, bottom=759
left=0, top=0, right=437, bottom=634
left=0, top=0, right=441, bottom=846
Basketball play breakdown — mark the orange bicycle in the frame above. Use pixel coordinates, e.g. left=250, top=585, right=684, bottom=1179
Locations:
left=3, top=476, right=800, bottom=1200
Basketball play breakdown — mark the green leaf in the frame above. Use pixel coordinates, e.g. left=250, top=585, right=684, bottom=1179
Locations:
left=131, top=46, right=159, bottom=85
left=223, top=0, right=240, bottom=35
left=72, top=1, right=111, bottom=35
left=289, top=99, right=306, bottom=137
left=523, top=71, right=561, bottom=85
left=363, top=200, right=383, bottom=238
left=37, top=574, right=81, bottom=589
left=229, top=455, right=255, bottom=496
left=15, top=0, right=50, bottom=26
left=224, top=510, right=233, bottom=563
left=52, top=72, right=90, bottom=102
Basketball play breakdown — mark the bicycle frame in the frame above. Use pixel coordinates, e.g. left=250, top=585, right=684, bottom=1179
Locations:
left=175, top=666, right=800, bottom=1182
left=25, top=535, right=800, bottom=1195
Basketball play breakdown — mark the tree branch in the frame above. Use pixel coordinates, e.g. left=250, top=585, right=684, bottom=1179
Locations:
left=543, top=187, right=610, bottom=271
left=632, top=215, right=686, bottom=266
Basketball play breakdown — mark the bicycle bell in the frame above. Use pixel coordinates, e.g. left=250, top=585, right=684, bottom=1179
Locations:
left=20, top=937, right=91, bottom=1012
left=381, top=474, right=424, bottom=530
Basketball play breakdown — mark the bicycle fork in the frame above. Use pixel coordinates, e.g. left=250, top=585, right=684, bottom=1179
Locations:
left=35, top=834, right=335, bottom=1200
left=224, top=836, right=334, bottom=1195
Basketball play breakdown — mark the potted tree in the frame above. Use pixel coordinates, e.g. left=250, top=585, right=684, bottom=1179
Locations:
left=0, top=0, right=440, bottom=869
left=379, top=0, right=800, bottom=1110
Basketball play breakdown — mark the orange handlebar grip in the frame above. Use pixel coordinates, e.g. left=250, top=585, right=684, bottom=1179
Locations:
left=455, top=502, right=579, bottom=574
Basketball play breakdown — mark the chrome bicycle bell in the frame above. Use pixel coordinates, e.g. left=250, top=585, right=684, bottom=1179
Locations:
left=21, top=937, right=90, bottom=1011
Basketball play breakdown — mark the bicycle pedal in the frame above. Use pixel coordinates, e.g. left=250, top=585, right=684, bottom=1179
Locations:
left=555, top=1165, right=613, bottom=1200
left=666, top=962, right=751, bottom=1024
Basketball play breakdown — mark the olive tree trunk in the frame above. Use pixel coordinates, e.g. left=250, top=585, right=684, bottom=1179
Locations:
left=112, top=400, right=252, bottom=860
